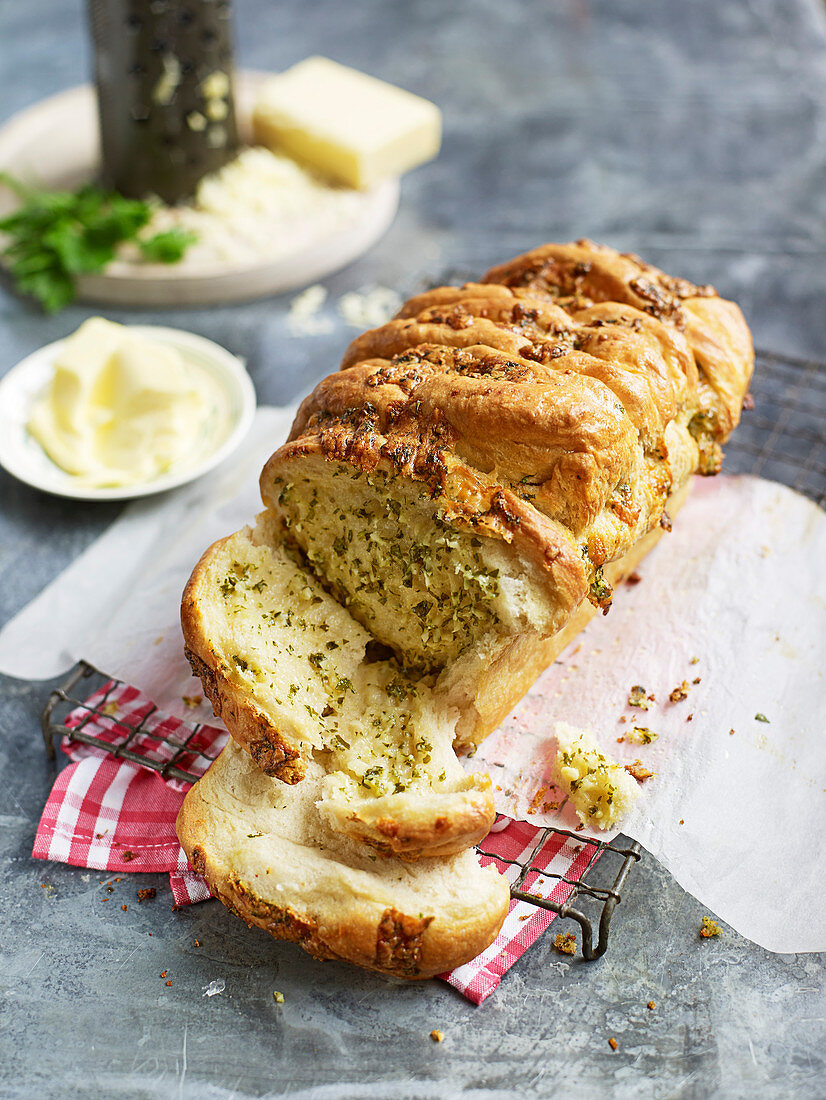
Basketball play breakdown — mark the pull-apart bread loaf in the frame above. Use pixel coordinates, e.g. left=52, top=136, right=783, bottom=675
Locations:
left=179, top=240, right=752, bottom=977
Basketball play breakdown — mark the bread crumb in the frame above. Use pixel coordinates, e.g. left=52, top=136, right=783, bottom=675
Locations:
left=121, top=904, right=128, bottom=912
left=121, top=850, right=135, bottom=862
left=700, top=916, right=722, bottom=938
left=182, top=695, right=202, bottom=708
left=625, top=760, right=655, bottom=782
left=627, top=685, right=651, bottom=710
left=165, top=980, right=172, bottom=987
left=608, top=1037, right=618, bottom=1051
left=160, top=971, right=167, bottom=978
left=669, top=681, right=690, bottom=702
left=553, top=932, right=576, bottom=955
left=430, top=1029, right=444, bottom=1043
left=554, top=722, right=641, bottom=829
left=690, top=656, right=700, bottom=665
left=647, top=1000, right=656, bottom=1010
left=625, top=571, right=642, bottom=585
left=273, top=991, right=285, bottom=1003
left=137, top=888, right=156, bottom=902
left=627, top=726, right=657, bottom=745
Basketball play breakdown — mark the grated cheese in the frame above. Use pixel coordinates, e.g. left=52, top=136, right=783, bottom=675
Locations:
left=287, top=285, right=334, bottom=337
left=135, top=146, right=373, bottom=270
left=338, top=286, right=402, bottom=329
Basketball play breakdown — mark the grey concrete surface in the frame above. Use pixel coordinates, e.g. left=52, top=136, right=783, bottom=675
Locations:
left=0, top=1, right=824, bottom=1096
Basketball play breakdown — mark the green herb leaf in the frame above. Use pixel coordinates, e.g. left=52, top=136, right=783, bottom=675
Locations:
left=754, top=713, right=770, bottom=723
left=138, top=228, right=198, bottom=264
left=0, top=174, right=196, bottom=312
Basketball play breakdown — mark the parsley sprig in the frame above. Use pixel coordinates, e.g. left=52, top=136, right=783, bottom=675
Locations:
left=0, top=174, right=196, bottom=312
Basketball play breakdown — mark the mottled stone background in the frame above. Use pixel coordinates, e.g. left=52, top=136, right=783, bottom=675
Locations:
left=0, top=1, right=823, bottom=1096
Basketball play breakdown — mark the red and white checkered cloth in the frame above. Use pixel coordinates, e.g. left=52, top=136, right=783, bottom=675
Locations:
left=33, top=679, right=601, bottom=1004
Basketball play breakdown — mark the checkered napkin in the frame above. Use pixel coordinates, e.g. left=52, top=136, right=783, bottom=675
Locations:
left=33, top=679, right=600, bottom=1004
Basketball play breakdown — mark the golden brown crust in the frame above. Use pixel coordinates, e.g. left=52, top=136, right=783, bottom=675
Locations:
left=266, top=240, right=751, bottom=625
left=331, top=776, right=495, bottom=859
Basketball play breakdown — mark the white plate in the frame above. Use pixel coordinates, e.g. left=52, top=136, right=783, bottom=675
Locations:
left=0, top=325, right=256, bottom=501
left=0, top=72, right=400, bottom=307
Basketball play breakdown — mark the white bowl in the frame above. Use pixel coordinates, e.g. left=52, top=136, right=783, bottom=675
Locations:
left=0, top=325, right=256, bottom=501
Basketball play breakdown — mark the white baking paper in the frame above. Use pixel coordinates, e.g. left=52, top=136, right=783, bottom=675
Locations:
left=0, top=414, right=823, bottom=954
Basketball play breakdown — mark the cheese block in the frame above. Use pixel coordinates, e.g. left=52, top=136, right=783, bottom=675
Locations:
left=252, top=57, right=442, bottom=189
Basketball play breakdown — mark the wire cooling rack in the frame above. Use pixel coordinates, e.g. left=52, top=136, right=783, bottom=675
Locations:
left=40, top=346, right=826, bottom=961
left=41, top=659, right=640, bottom=960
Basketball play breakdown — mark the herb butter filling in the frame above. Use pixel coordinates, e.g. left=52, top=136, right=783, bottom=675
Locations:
left=210, top=525, right=462, bottom=801
left=268, top=464, right=544, bottom=671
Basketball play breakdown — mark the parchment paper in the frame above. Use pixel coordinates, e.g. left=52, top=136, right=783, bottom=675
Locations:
left=1, top=407, right=823, bottom=953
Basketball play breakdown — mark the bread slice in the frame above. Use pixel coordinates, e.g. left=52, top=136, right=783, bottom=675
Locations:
left=177, top=739, right=510, bottom=979
left=182, top=512, right=495, bottom=858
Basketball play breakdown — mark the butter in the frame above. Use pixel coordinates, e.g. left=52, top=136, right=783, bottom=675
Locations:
left=252, top=57, right=442, bottom=190
left=28, top=318, right=220, bottom=488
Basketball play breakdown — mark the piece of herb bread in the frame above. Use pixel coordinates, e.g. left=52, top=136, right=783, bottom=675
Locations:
left=177, top=739, right=510, bottom=978
left=182, top=512, right=495, bottom=858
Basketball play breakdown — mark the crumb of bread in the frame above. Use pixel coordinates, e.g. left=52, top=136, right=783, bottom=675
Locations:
left=669, top=681, right=690, bottom=702
left=273, top=991, right=285, bottom=1003
left=608, top=1037, right=618, bottom=1051
left=625, top=760, right=655, bottom=782
left=554, top=722, right=641, bottom=829
left=137, top=888, right=156, bottom=901
left=627, top=726, right=657, bottom=745
left=700, top=916, right=722, bottom=938
left=430, top=1029, right=444, bottom=1043
left=627, top=685, right=651, bottom=710
left=553, top=931, right=577, bottom=955
left=647, top=1000, right=656, bottom=1010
